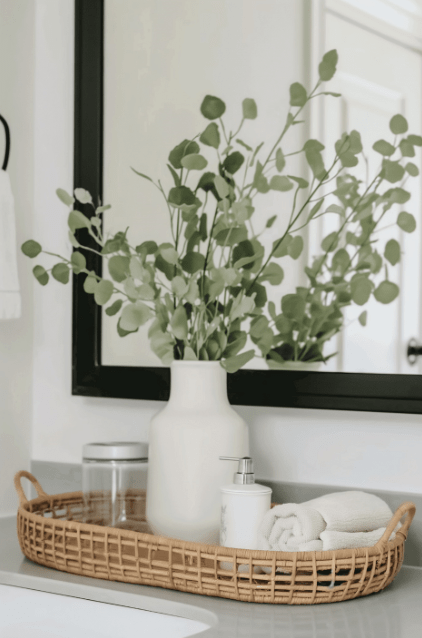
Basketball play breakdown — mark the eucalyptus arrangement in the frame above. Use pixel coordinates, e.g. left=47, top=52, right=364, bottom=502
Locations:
left=22, top=50, right=420, bottom=372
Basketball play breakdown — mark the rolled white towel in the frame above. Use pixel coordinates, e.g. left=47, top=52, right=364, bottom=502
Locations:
left=258, top=491, right=394, bottom=552
left=320, top=527, right=395, bottom=551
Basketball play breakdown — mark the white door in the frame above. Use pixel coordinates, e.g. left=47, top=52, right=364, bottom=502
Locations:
left=310, top=1, right=422, bottom=373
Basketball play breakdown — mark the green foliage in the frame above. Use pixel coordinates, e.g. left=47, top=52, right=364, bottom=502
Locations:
left=242, top=98, right=257, bottom=120
left=390, top=114, right=408, bottom=135
left=56, top=188, right=74, bottom=206
left=397, top=211, right=416, bottom=233
left=52, top=263, right=70, bottom=284
left=200, top=95, right=226, bottom=120
left=289, top=83, right=307, bottom=107
left=33, top=265, right=49, bottom=286
left=21, top=240, right=42, bottom=258
left=318, top=50, right=338, bottom=81
left=22, top=49, right=419, bottom=371
left=200, top=123, right=220, bottom=149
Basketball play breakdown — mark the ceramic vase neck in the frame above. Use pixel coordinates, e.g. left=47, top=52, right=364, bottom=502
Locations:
left=169, top=361, right=229, bottom=410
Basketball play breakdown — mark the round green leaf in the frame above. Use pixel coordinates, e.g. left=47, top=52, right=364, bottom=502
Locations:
left=399, top=138, right=415, bottom=157
left=318, top=49, right=338, bottom=81
left=94, top=279, right=114, bottom=305
left=232, top=239, right=255, bottom=270
left=222, top=349, right=255, bottom=373
left=259, top=262, right=284, bottom=285
left=21, top=240, right=42, bottom=258
left=199, top=123, right=220, bottom=149
left=181, top=252, right=205, bottom=274
left=275, top=314, right=291, bottom=334
left=71, top=251, right=86, bottom=274
left=223, top=152, right=244, bottom=175
left=242, top=98, right=257, bottom=119
left=288, top=236, right=304, bottom=260
left=374, top=280, right=399, bottom=304
left=331, top=248, right=350, bottom=275
left=56, top=188, right=74, bottom=206
left=83, top=272, right=97, bottom=294
left=281, top=294, right=306, bottom=321
left=385, top=187, right=411, bottom=204
left=52, top=263, right=70, bottom=284
left=168, top=186, right=196, bottom=207
left=405, top=162, right=419, bottom=177
left=74, top=188, right=92, bottom=204
left=384, top=239, right=400, bottom=265
left=408, top=134, right=422, bottom=146
left=105, top=299, right=123, bottom=316
left=372, top=140, right=395, bottom=156
left=358, top=311, right=367, bottom=327
left=397, top=211, right=416, bottom=233
left=171, top=276, right=189, bottom=298
left=383, top=160, right=405, bottom=183
left=159, top=243, right=179, bottom=265
left=390, top=114, right=408, bottom=135
left=136, top=240, right=158, bottom=256
left=289, top=82, right=307, bottom=107
left=321, top=232, right=338, bottom=253
left=33, top=265, right=49, bottom=286
left=351, top=276, right=372, bottom=306
left=168, top=140, right=200, bottom=169
left=120, top=301, right=153, bottom=331
left=181, top=154, right=208, bottom=171
left=170, top=305, right=188, bottom=340
left=214, top=175, right=230, bottom=199
left=305, top=148, right=326, bottom=180
left=68, top=210, right=90, bottom=232
left=272, top=234, right=292, bottom=258
left=275, top=148, right=285, bottom=172
left=200, top=95, right=226, bottom=120
left=108, top=255, right=130, bottom=282
left=270, top=175, right=293, bottom=192
left=289, top=175, right=309, bottom=189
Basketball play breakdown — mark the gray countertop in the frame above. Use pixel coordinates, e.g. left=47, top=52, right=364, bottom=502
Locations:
left=1, top=516, right=422, bottom=637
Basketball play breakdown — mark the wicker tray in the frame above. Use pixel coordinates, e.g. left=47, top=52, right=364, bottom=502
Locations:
left=14, top=471, right=416, bottom=605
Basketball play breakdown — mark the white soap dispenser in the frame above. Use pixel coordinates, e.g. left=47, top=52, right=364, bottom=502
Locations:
left=219, top=456, right=272, bottom=550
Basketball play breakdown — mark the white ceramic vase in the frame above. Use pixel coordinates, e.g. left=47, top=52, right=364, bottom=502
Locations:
left=146, top=361, right=250, bottom=543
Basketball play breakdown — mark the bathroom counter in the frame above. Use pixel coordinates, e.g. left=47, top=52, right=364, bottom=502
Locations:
left=1, top=515, right=421, bottom=637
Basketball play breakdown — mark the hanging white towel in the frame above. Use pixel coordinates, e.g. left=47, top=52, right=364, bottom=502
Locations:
left=258, top=491, right=395, bottom=552
left=0, top=169, right=21, bottom=319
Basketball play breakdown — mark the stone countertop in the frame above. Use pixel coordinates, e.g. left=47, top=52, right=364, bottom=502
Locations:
left=1, top=517, right=422, bottom=637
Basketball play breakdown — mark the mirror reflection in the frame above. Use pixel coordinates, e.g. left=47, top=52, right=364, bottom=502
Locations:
left=101, top=0, right=422, bottom=375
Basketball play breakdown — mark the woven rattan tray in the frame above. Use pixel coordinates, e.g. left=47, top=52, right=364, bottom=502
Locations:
left=15, top=471, right=416, bottom=605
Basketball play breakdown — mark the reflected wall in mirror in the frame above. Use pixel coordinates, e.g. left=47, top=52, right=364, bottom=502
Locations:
left=101, top=0, right=422, bottom=376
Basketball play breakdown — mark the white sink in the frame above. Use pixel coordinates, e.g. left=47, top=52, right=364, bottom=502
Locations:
left=0, top=584, right=209, bottom=638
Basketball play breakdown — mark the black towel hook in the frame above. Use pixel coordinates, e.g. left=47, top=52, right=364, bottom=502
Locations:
left=0, top=114, right=10, bottom=170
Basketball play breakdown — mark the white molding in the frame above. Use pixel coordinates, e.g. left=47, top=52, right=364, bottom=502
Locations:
left=326, top=0, right=422, bottom=51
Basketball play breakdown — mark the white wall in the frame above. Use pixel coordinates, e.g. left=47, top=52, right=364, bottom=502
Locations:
left=0, top=0, right=35, bottom=515
left=30, top=0, right=422, bottom=495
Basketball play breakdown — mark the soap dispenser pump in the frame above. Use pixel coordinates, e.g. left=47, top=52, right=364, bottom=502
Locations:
left=219, top=456, right=272, bottom=550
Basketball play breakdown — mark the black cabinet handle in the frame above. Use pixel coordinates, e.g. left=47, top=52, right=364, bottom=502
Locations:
left=407, top=338, right=422, bottom=365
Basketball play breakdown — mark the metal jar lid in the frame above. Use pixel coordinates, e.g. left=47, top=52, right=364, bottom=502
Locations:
left=82, top=442, right=148, bottom=461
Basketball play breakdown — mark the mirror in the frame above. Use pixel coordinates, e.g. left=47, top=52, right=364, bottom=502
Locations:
left=100, top=0, right=422, bottom=376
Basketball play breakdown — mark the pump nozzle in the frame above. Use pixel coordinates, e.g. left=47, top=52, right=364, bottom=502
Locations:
left=219, top=456, right=255, bottom=484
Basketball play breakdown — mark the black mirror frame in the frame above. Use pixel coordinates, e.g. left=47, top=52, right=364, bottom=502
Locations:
left=72, top=0, right=422, bottom=414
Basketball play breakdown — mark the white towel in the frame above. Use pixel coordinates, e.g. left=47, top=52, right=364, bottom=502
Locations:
left=258, top=491, right=395, bottom=552
left=0, top=170, right=21, bottom=319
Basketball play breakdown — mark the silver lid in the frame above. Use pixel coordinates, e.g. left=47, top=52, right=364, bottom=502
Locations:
left=219, top=456, right=255, bottom=484
left=82, top=442, right=148, bottom=461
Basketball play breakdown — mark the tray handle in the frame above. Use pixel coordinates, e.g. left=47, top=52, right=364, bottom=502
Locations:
left=375, top=501, right=416, bottom=548
left=14, top=471, right=48, bottom=506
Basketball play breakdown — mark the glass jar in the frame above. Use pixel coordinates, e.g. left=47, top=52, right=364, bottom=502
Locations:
left=82, top=442, right=149, bottom=532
